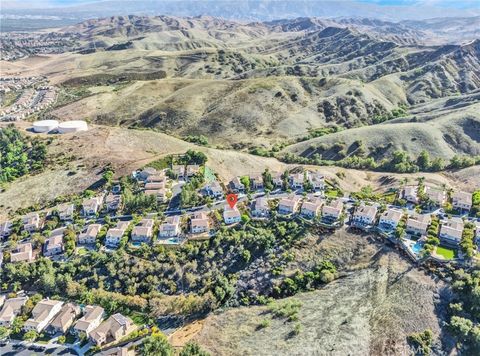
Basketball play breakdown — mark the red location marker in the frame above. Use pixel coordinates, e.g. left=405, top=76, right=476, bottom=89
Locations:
left=226, top=193, right=238, bottom=209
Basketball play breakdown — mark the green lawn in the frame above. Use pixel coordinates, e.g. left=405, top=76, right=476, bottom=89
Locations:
left=435, top=246, right=457, bottom=260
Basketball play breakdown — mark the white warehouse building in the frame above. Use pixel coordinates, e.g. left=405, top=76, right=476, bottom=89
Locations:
left=32, top=120, right=59, bottom=133
left=57, top=120, right=88, bottom=133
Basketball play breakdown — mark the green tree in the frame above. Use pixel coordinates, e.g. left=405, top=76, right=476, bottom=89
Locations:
left=23, top=330, right=38, bottom=342
left=139, top=333, right=174, bottom=356
left=180, top=342, right=210, bottom=356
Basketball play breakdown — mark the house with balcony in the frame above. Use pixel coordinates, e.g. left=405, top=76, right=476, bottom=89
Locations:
left=321, top=200, right=344, bottom=222
left=250, top=174, right=264, bottom=190
left=72, top=305, right=105, bottom=337
left=301, top=200, right=323, bottom=219
left=46, top=303, right=81, bottom=335
left=105, top=221, right=130, bottom=248
left=278, top=196, right=301, bottom=215
left=82, top=196, right=103, bottom=217
left=131, top=219, right=154, bottom=243
left=186, top=164, right=200, bottom=178
left=439, top=219, right=464, bottom=246
left=425, top=186, right=446, bottom=206
left=158, top=216, right=181, bottom=238
left=0, top=221, right=12, bottom=239
left=223, top=206, right=242, bottom=225
left=105, top=194, right=122, bottom=212
left=90, top=313, right=135, bottom=346
left=252, top=197, right=270, bottom=217
left=352, top=205, right=378, bottom=228
left=406, top=214, right=431, bottom=237
left=289, top=173, right=305, bottom=190
left=23, top=299, right=63, bottom=333
left=10, top=242, right=34, bottom=263
left=401, top=185, right=424, bottom=204
left=203, top=181, right=223, bottom=199
left=228, top=177, right=245, bottom=193
left=78, top=224, right=102, bottom=244
left=23, top=212, right=41, bottom=233
left=190, top=212, right=209, bottom=234
left=452, top=191, right=472, bottom=212
left=0, top=296, right=28, bottom=327
left=44, top=235, right=64, bottom=257
left=378, top=209, right=403, bottom=231
left=308, top=172, right=325, bottom=191
left=57, top=203, right=75, bottom=221
left=229, top=177, right=245, bottom=193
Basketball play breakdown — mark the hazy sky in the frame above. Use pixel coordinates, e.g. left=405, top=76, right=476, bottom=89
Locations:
left=3, top=0, right=480, bottom=9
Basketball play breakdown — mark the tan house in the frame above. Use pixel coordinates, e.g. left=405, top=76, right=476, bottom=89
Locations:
left=308, top=172, right=325, bottom=191
left=158, top=216, right=181, bottom=238
left=57, top=204, right=75, bottom=221
left=0, top=221, right=12, bottom=238
left=278, top=196, right=301, bottom=215
left=223, top=206, right=241, bottom=225
left=144, top=188, right=167, bottom=203
left=23, top=299, right=63, bottom=333
left=250, top=174, right=264, bottom=190
left=402, top=185, right=423, bottom=204
left=172, top=165, right=185, bottom=179
left=146, top=171, right=166, bottom=183
left=10, top=242, right=34, bottom=263
left=252, top=198, right=270, bottom=217
left=191, top=212, right=209, bottom=234
left=439, top=219, right=464, bottom=245
left=229, top=177, right=245, bottom=193
left=186, top=164, right=200, bottom=178
left=406, top=214, right=431, bottom=236
left=145, top=181, right=165, bottom=191
left=23, top=212, right=41, bottom=233
left=78, top=224, right=102, bottom=244
left=289, top=173, right=305, bottom=189
left=452, top=191, right=472, bottom=211
left=82, top=196, right=103, bottom=217
left=378, top=209, right=403, bottom=230
left=46, top=303, right=81, bottom=334
left=0, top=296, right=28, bottom=327
left=90, top=313, right=135, bottom=346
left=425, top=186, right=446, bottom=206
left=105, top=194, right=122, bottom=212
left=131, top=219, right=154, bottom=243
left=301, top=200, right=322, bottom=219
left=322, top=200, right=344, bottom=221
left=352, top=205, right=378, bottom=227
left=44, top=235, right=64, bottom=257
left=72, top=305, right=105, bottom=337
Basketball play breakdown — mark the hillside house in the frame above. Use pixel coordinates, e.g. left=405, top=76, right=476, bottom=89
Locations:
left=82, top=196, right=103, bottom=217
left=105, top=194, right=122, bottom=212
left=172, top=165, right=185, bottom=179
left=425, top=186, right=446, bottom=206
left=439, top=219, right=464, bottom=246
left=46, top=303, right=81, bottom=335
left=145, top=181, right=165, bottom=190
left=406, top=214, right=431, bottom=236
left=0, top=296, right=28, bottom=327
left=191, top=212, right=209, bottom=234
left=144, top=188, right=167, bottom=203
left=321, top=200, right=344, bottom=222
left=146, top=171, right=166, bottom=183
left=308, top=172, right=325, bottom=191
left=378, top=209, right=403, bottom=231
left=223, top=206, right=242, bottom=225
left=203, top=181, right=223, bottom=199
left=352, top=205, right=378, bottom=228
left=10, top=242, right=34, bottom=263
left=105, top=221, right=130, bottom=248
left=78, top=224, right=102, bottom=244
left=186, top=164, right=200, bottom=178
left=0, top=221, right=12, bottom=239
left=72, top=305, right=105, bottom=337
left=131, top=219, right=154, bottom=243
left=23, top=299, right=63, bottom=333
left=229, top=177, right=245, bottom=193
left=402, top=185, right=423, bottom=204
left=158, top=216, right=181, bottom=238
left=252, top=197, right=270, bottom=217
left=250, top=174, right=264, bottom=190
left=137, top=167, right=157, bottom=181
left=289, top=173, right=305, bottom=190
left=301, top=200, right=323, bottom=219
left=273, top=172, right=283, bottom=188
left=23, top=212, right=41, bottom=233
left=278, top=196, right=301, bottom=215
left=44, top=235, right=64, bottom=257
left=452, top=191, right=472, bottom=212
left=57, top=203, right=75, bottom=221
left=90, top=313, right=135, bottom=346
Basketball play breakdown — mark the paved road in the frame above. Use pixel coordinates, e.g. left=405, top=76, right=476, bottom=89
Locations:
left=0, top=341, right=78, bottom=355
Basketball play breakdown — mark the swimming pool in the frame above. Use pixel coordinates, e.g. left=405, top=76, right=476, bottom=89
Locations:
left=411, top=241, right=424, bottom=254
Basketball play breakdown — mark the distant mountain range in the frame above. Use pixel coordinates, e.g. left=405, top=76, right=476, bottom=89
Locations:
left=2, top=0, right=480, bottom=31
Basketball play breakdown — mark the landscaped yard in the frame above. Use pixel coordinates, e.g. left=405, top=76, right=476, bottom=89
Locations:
left=435, top=246, right=457, bottom=260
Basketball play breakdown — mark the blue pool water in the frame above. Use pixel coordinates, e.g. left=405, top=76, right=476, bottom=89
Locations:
left=411, top=241, right=424, bottom=254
